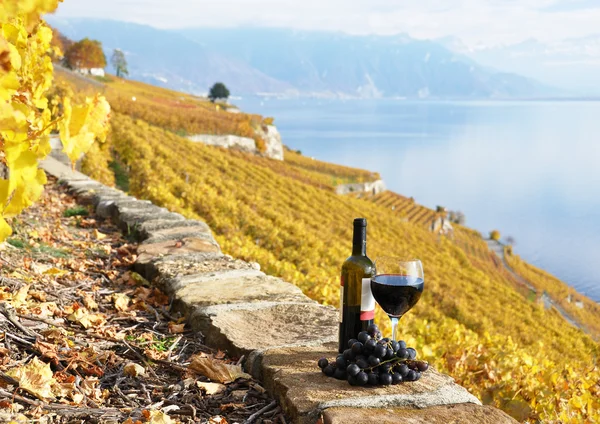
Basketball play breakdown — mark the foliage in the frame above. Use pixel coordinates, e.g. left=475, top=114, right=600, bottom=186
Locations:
left=110, top=48, right=128, bottom=78
left=368, top=191, right=437, bottom=227
left=490, top=230, right=501, bottom=241
left=64, top=37, right=106, bottom=70
left=0, top=2, right=110, bottom=241
left=208, top=82, right=230, bottom=102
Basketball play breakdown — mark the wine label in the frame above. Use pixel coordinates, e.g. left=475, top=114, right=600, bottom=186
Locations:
left=360, top=277, right=375, bottom=320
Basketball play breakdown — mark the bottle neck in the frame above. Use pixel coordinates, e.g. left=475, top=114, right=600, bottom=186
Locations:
left=352, top=225, right=367, bottom=256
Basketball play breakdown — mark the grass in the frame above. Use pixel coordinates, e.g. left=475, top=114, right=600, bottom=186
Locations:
left=33, top=244, right=70, bottom=259
left=6, top=238, right=25, bottom=249
left=64, top=206, right=89, bottom=217
left=109, top=159, right=130, bottom=192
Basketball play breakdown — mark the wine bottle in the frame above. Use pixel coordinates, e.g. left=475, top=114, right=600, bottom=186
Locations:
left=338, top=217, right=375, bottom=353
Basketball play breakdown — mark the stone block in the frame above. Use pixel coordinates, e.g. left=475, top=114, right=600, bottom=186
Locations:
left=115, top=208, right=185, bottom=234
left=189, top=303, right=338, bottom=359
left=138, top=219, right=213, bottom=239
left=136, top=237, right=221, bottom=266
left=320, top=404, right=518, bottom=424
left=144, top=225, right=214, bottom=245
left=172, top=273, right=313, bottom=317
left=255, top=343, right=481, bottom=424
left=136, top=252, right=257, bottom=284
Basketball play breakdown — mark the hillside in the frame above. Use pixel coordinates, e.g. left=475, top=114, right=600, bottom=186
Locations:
left=47, top=18, right=554, bottom=99
left=58, top=73, right=600, bottom=421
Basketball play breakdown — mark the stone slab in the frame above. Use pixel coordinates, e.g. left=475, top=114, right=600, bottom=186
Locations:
left=320, top=404, right=518, bottom=424
left=173, top=274, right=313, bottom=317
left=136, top=237, right=221, bottom=265
left=189, top=303, right=338, bottom=359
left=138, top=219, right=213, bottom=239
left=141, top=255, right=258, bottom=287
left=164, top=268, right=264, bottom=292
left=40, top=157, right=90, bottom=181
left=144, top=225, right=214, bottom=245
left=116, top=208, right=185, bottom=234
left=256, top=342, right=481, bottom=424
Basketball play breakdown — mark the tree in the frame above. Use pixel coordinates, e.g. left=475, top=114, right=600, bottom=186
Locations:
left=111, top=49, right=128, bottom=78
left=490, top=230, right=501, bottom=241
left=208, top=82, right=230, bottom=102
left=64, top=38, right=106, bottom=70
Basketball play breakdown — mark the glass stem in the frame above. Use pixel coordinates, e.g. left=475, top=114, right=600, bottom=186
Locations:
left=390, top=316, right=399, bottom=342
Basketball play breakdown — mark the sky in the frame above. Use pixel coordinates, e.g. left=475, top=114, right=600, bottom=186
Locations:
left=52, top=0, right=600, bottom=48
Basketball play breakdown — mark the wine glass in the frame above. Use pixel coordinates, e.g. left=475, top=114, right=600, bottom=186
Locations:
left=370, top=257, right=424, bottom=342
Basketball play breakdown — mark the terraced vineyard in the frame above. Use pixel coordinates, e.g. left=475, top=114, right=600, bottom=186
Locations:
left=364, top=191, right=438, bottom=227
left=78, top=108, right=600, bottom=422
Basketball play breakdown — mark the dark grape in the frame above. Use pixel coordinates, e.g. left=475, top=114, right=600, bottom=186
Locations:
left=347, top=363, right=360, bottom=377
left=398, top=340, right=407, bottom=350
left=351, top=342, right=364, bottom=355
left=318, top=358, right=328, bottom=369
left=364, top=339, right=377, bottom=353
left=381, top=338, right=390, bottom=344
left=384, top=348, right=395, bottom=360
left=416, top=361, right=429, bottom=372
left=407, top=348, right=417, bottom=360
left=367, top=323, right=379, bottom=336
left=379, top=373, right=393, bottom=385
left=323, top=365, right=335, bottom=377
left=397, top=363, right=409, bottom=377
left=347, top=338, right=359, bottom=348
left=375, top=331, right=382, bottom=340
left=390, top=341, right=400, bottom=352
left=356, top=371, right=368, bottom=386
left=334, top=368, right=347, bottom=380
left=380, top=362, right=392, bottom=373
left=414, top=371, right=422, bottom=381
left=374, top=344, right=387, bottom=358
left=392, top=372, right=403, bottom=385
left=406, top=370, right=417, bottom=381
left=396, top=348, right=409, bottom=360
left=357, top=331, right=371, bottom=344
left=347, top=374, right=358, bottom=386
left=367, top=355, right=380, bottom=367
left=336, top=356, right=347, bottom=369
left=367, top=372, right=379, bottom=386
left=356, top=358, right=369, bottom=369
left=343, top=349, right=354, bottom=361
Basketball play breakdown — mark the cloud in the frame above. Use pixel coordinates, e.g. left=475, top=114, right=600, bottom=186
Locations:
left=50, top=0, right=600, bottom=47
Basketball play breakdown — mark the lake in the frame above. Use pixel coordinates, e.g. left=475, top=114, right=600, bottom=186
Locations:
left=236, top=98, right=600, bottom=302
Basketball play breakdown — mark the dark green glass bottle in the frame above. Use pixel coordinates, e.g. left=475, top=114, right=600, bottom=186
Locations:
left=338, top=218, right=375, bottom=353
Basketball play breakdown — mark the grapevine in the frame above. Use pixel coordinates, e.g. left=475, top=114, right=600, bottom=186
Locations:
left=0, top=1, right=110, bottom=241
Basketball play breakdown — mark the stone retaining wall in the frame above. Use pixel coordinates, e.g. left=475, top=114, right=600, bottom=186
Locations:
left=335, top=179, right=386, bottom=195
left=39, top=156, right=516, bottom=424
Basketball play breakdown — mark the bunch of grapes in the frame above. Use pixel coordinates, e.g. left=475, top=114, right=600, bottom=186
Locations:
left=317, top=324, right=429, bottom=386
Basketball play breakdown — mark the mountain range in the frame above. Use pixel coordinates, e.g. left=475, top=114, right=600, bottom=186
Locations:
left=47, top=17, right=557, bottom=99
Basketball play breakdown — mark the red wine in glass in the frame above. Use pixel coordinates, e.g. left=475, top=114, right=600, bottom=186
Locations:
left=370, top=274, right=424, bottom=317
left=371, top=258, right=424, bottom=341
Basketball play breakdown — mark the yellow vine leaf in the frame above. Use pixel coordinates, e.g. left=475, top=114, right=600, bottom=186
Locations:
left=59, top=95, right=111, bottom=164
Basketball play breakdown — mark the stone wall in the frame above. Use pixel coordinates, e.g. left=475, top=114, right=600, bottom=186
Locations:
left=335, top=179, right=386, bottom=195
left=187, top=125, right=284, bottom=161
left=39, top=156, right=517, bottom=424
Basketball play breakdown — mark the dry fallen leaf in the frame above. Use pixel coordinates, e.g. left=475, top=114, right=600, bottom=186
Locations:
left=142, top=410, right=174, bottom=424
left=168, top=322, right=185, bottom=334
left=196, top=381, right=226, bottom=395
left=7, top=357, right=56, bottom=401
left=80, top=292, right=99, bottom=310
left=42, top=267, right=68, bottom=277
left=123, top=363, right=146, bottom=377
left=188, top=355, right=251, bottom=384
left=93, top=228, right=107, bottom=240
left=112, top=293, right=130, bottom=312
left=11, top=285, right=30, bottom=306
left=67, top=307, right=106, bottom=329
left=208, top=416, right=228, bottom=424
